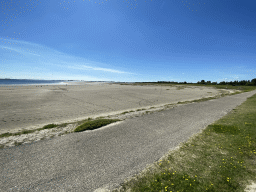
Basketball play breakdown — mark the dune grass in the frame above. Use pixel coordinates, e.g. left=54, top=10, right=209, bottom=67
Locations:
left=73, top=119, right=121, bottom=132
left=112, top=92, right=256, bottom=192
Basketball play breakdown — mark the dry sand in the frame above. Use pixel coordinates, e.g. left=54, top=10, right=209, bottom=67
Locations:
left=0, top=82, right=235, bottom=136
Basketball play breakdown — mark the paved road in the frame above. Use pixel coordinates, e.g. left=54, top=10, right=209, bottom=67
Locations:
left=1, top=90, right=256, bottom=192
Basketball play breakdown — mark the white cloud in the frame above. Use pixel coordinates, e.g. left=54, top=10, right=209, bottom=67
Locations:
left=1, top=39, right=135, bottom=75
left=65, top=64, right=131, bottom=74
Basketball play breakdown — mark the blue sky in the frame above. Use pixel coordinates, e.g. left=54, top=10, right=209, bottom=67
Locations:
left=0, top=0, right=255, bottom=83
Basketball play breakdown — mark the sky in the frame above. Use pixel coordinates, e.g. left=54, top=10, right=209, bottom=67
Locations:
left=0, top=0, right=256, bottom=83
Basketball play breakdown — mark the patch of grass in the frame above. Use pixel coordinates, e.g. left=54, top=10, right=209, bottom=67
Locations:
left=121, top=111, right=130, bottom=115
left=96, top=116, right=105, bottom=119
left=42, top=124, right=58, bottom=129
left=177, top=101, right=191, bottom=104
left=176, top=86, right=186, bottom=90
left=119, top=83, right=256, bottom=93
left=0, top=132, right=13, bottom=138
left=0, top=123, right=62, bottom=138
left=74, top=119, right=121, bottom=132
left=208, top=124, right=241, bottom=135
left=59, top=123, right=68, bottom=127
left=113, top=92, right=256, bottom=192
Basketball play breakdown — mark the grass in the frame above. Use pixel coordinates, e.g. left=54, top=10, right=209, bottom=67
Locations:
left=119, top=82, right=256, bottom=92
left=73, top=119, right=121, bottom=132
left=0, top=117, right=120, bottom=142
left=176, top=86, right=186, bottom=90
left=121, top=111, right=130, bottom=115
left=136, top=108, right=146, bottom=112
left=112, top=92, right=256, bottom=192
left=0, top=123, right=59, bottom=138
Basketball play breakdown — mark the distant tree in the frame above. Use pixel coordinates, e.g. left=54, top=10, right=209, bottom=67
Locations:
left=184, top=81, right=187, bottom=84
left=211, top=82, right=217, bottom=85
left=200, top=80, right=205, bottom=84
left=227, top=81, right=234, bottom=85
left=245, top=82, right=252, bottom=86
left=219, top=81, right=226, bottom=85
left=239, top=80, right=247, bottom=86
left=206, top=81, right=211, bottom=84
left=251, top=78, right=256, bottom=86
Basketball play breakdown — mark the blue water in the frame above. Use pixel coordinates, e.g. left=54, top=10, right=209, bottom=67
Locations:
left=0, top=79, right=77, bottom=86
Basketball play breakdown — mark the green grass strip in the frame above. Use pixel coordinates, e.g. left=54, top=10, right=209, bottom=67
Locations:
left=0, top=123, right=59, bottom=138
left=74, top=119, right=120, bottom=132
left=113, top=93, right=256, bottom=192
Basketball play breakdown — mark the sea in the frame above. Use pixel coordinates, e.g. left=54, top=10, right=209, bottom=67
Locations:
left=0, top=79, right=80, bottom=86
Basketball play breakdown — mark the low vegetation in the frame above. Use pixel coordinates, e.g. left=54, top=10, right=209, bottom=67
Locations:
left=73, top=119, right=121, bottom=132
left=124, top=78, right=256, bottom=87
left=0, top=123, right=60, bottom=138
left=119, top=82, right=256, bottom=93
left=112, top=92, right=256, bottom=192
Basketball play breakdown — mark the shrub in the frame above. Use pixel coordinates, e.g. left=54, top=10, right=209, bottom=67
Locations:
left=74, top=119, right=120, bottom=132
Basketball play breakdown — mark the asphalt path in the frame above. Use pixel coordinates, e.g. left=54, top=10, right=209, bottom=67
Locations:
left=1, top=90, right=256, bottom=192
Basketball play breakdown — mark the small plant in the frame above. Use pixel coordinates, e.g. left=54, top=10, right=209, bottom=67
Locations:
left=20, top=129, right=35, bottom=134
left=43, top=124, right=58, bottom=129
left=0, top=132, right=13, bottom=138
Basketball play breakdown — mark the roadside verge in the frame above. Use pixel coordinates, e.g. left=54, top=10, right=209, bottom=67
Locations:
left=112, top=92, right=256, bottom=192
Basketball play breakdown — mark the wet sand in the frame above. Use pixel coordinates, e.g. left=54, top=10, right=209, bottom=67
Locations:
left=0, top=82, right=224, bottom=135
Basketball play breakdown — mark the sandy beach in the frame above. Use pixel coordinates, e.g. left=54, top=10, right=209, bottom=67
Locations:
left=0, top=82, right=230, bottom=135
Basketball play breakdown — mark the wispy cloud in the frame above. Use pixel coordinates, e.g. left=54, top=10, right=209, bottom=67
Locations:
left=0, top=46, right=41, bottom=56
left=65, top=64, right=133, bottom=74
left=0, top=39, right=135, bottom=76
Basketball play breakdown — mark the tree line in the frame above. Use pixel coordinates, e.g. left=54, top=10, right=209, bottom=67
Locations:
left=156, top=78, right=256, bottom=86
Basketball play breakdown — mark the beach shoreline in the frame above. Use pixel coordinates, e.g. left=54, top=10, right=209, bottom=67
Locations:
left=0, top=83, right=232, bottom=135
